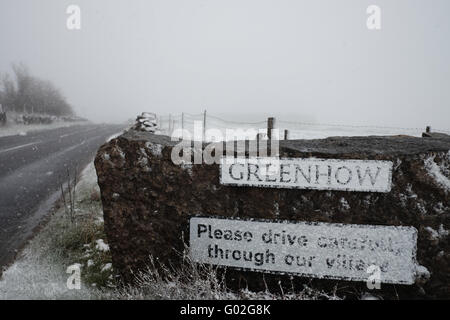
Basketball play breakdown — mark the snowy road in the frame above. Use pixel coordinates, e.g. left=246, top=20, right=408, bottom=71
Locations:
left=0, top=124, right=125, bottom=270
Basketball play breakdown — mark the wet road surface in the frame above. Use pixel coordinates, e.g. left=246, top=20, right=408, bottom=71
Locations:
left=0, top=123, right=124, bottom=269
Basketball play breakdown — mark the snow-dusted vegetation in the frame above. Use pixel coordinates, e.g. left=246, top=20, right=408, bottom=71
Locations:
left=0, top=162, right=340, bottom=300
left=0, top=163, right=109, bottom=299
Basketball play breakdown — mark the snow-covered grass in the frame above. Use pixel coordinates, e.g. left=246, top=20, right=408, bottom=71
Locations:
left=0, top=162, right=111, bottom=299
left=0, top=161, right=341, bottom=300
left=104, top=255, right=341, bottom=300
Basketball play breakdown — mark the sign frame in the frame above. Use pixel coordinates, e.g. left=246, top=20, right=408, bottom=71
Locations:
left=220, top=157, right=394, bottom=193
left=189, top=215, right=418, bottom=285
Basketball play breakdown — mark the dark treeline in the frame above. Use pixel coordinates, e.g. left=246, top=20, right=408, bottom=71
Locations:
left=0, top=63, right=74, bottom=116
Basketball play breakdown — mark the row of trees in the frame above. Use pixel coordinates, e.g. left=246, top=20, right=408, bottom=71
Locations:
left=0, top=63, right=74, bottom=116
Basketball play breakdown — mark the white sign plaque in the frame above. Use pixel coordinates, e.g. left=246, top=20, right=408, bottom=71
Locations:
left=220, top=157, right=393, bottom=193
left=190, top=217, right=417, bottom=284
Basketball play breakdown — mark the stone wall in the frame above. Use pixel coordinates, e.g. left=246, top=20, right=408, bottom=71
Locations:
left=94, top=130, right=450, bottom=299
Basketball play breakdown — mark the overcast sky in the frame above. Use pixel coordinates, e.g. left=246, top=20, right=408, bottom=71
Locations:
left=0, top=0, right=449, bottom=129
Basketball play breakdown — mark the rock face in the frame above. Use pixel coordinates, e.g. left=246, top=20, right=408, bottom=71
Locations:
left=94, top=130, right=450, bottom=299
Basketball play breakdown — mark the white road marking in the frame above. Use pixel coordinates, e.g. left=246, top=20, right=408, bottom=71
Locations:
left=0, top=126, right=99, bottom=154
left=0, top=142, right=40, bottom=154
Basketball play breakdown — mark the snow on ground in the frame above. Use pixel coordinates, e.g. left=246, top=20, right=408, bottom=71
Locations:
left=0, top=162, right=101, bottom=299
left=0, top=120, right=88, bottom=138
left=95, top=239, right=110, bottom=252
left=161, top=116, right=430, bottom=141
left=77, top=161, right=101, bottom=197
left=106, top=131, right=125, bottom=143
left=0, top=248, right=95, bottom=300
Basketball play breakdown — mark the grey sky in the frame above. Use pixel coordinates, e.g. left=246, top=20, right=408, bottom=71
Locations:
left=0, top=0, right=449, bottom=129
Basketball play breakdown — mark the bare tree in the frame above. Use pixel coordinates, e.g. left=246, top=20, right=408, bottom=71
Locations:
left=0, top=73, right=16, bottom=112
left=0, top=63, right=74, bottom=116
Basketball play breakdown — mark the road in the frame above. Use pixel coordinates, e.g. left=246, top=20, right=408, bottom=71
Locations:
left=0, top=123, right=125, bottom=270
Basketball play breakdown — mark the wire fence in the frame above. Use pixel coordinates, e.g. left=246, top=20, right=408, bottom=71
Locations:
left=157, top=112, right=450, bottom=142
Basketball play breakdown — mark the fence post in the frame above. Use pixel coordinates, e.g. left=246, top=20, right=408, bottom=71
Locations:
left=267, top=117, right=274, bottom=140
left=256, top=132, right=263, bottom=157
left=203, top=110, right=207, bottom=142
left=168, top=114, right=172, bottom=135
left=284, top=129, right=289, bottom=140
left=181, top=113, right=184, bottom=139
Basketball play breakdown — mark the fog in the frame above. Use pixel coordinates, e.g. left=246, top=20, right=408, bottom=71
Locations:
left=1, top=0, right=449, bottom=129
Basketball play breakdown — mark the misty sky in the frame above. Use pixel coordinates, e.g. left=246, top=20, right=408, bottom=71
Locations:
left=0, top=0, right=449, bottom=129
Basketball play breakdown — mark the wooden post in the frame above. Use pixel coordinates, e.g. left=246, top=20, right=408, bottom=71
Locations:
left=284, top=129, right=289, bottom=140
left=203, top=110, right=207, bottom=142
left=181, top=112, right=184, bottom=139
left=168, top=114, right=172, bottom=135
left=256, top=133, right=262, bottom=157
left=267, top=117, right=274, bottom=140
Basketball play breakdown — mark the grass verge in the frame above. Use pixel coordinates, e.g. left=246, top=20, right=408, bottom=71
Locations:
left=0, top=162, right=343, bottom=300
